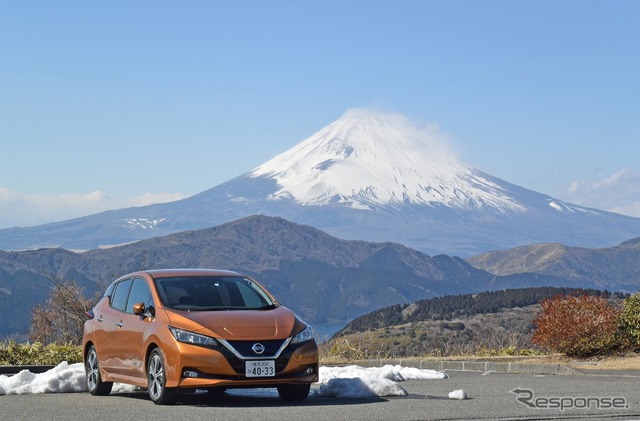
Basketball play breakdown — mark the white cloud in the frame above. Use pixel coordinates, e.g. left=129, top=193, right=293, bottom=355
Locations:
left=131, top=192, right=188, bottom=207
left=0, top=187, right=188, bottom=229
left=562, top=168, right=640, bottom=217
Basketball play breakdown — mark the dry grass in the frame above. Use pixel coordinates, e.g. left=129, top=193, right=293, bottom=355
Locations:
left=321, top=353, right=640, bottom=371
left=434, top=353, right=640, bottom=371
left=541, top=354, right=640, bottom=371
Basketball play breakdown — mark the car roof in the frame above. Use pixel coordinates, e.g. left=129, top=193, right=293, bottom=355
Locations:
left=124, top=268, right=245, bottom=279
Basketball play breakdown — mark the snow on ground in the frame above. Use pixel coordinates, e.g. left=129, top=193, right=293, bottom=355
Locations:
left=0, top=362, right=135, bottom=395
left=0, top=362, right=86, bottom=395
left=0, top=362, right=450, bottom=399
left=318, top=365, right=447, bottom=398
left=448, top=389, right=468, bottom=400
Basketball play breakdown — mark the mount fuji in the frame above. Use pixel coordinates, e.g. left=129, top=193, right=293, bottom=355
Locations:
left=2, top=109, right=640, bottom=256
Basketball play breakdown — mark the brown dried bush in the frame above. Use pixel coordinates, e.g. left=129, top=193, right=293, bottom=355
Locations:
left=532, top=293, right=621, bottom=358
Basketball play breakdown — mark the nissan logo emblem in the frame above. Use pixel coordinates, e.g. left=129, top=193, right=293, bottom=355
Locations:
left=252, top=343, right=265, bottom=355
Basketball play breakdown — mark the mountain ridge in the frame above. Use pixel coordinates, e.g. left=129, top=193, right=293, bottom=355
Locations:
left=1, top=215, right=639, bottom=338
left=467, top=240, right=640, bottom=287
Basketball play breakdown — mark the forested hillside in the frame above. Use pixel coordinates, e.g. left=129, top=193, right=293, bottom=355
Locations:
left=335, top=287, right=628, bottom=337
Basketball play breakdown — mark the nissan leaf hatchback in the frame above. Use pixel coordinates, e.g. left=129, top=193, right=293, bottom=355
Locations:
left=82, top=269, right=319, bottom=404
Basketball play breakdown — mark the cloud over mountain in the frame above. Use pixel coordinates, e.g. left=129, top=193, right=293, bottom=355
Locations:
left=0, top=187, right=187, bottom=229
left=563, top=168, right=640, bottom=218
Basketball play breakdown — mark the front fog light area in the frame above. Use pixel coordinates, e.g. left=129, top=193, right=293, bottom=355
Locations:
left=183, top=369, right=199, bottom=378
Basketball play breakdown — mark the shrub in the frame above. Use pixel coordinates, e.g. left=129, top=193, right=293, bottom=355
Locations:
left=618, top=293, right=640, bottom=351
left=532, top=293, right=621, bottom=358
left=321, top=338, right=368, bottom=362
left=0, top=341, right=82, bottom=365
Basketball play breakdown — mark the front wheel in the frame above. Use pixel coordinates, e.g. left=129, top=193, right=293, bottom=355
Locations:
left=277, top=383, right=311, bottom=401
left=85, top=345, right=113, bottom=396
left=147, top=348, right=176, bottom=405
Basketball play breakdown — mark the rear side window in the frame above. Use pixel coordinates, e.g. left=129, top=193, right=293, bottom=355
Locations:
left=111, top=279, right=132, bottom=311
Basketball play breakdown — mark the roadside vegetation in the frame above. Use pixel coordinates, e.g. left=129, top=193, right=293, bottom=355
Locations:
left=1, top=276, right=93, bottom=366
left=0, top=341, right=82, bottom=365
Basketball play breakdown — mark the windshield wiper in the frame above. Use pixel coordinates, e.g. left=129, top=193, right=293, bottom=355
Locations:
left=257, top=304, right=278, bottom=310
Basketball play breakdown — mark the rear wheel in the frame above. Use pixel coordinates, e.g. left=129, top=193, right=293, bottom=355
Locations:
left=147, top=348, right=176, bottom=405
left=277, top=383, right=311, bottom=401
left=85, top=345, right=113, bottom=395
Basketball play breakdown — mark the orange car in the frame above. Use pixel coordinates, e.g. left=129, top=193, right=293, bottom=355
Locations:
left=82, top=269, right=319, bottom=404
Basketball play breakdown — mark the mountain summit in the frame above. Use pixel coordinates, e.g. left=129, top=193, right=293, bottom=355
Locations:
left=252, top=110, right=522, bottom=213
left=1, top=110, right=640, bottom=255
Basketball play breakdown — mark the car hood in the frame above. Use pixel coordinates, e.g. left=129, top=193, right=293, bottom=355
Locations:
left=164, top=306, right=298, bottom=340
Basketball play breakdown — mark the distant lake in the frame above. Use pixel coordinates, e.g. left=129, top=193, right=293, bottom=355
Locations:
left=312, top=323, right=346, bottom=343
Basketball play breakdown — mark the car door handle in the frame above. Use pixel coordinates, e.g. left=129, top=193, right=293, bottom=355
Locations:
left=116, top=321, right=124, bottom=328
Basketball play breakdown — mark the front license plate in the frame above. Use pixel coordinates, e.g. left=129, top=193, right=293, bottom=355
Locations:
left=245, top=360, right=275, bottom=377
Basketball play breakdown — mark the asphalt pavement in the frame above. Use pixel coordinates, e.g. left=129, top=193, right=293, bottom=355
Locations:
left=2, top=369, right=640, bottom=420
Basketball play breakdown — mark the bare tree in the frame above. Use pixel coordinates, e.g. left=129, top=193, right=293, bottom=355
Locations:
left=30, top=274, right=100, bottom=345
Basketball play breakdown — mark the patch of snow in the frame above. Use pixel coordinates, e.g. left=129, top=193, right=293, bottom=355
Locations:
left=448, top=389, right=468, bottom=400
left=0, top=362, right=447, bottom=399
left=226, top=195, right=249, bottom=203
left=549, top=201, right=564, bottom=212
left=548, top=200, right=600, bottom=215
left=0, top=362, right=87, bottom=395
left=112, top=383, right=136, bottom=393
left=0, top=362, right=135, bottom=395
left=317, top=364, right=448, bottom=398
left=123, top=218, right=166, bottom=230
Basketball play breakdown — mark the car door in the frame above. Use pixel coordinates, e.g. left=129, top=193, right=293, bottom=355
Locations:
left=115, top=277, right=156, bottom=379
left=95, top=278, right=132, bottom=373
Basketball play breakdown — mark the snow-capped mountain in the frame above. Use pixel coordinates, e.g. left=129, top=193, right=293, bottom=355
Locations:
left=1, top=109, right=640, bottom=256
left=251, top=109, right=523, bottom=213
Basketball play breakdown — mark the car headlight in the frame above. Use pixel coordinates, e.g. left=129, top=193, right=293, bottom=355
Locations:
left=168, top=326, right=219, bottom=347
left=291, top=325, right=314, bottom=344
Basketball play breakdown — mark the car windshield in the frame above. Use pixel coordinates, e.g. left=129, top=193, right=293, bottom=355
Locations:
left=153, top=276, right=276, bottom=311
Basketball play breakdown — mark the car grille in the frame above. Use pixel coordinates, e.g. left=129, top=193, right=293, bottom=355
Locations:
left=214, top=341, right=306, bottom=377
left=225, top=339, right=285, bottom=358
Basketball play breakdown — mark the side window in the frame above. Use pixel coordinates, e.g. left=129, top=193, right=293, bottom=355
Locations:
left=103, top=282, right=115, bottom=299
left=126, top=278, right=154, bottom=314
left=110, top=279, right=132, bottom=312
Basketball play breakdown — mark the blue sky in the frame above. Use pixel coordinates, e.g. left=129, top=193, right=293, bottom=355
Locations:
left=1, top=1, right=639, bottom=228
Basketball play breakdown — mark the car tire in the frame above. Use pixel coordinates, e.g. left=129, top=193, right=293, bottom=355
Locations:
left=85, top=345, right=113, bottom=396
left=147, top=348, right=176, bottom=405
left=277, top=383, right=311, bottom=401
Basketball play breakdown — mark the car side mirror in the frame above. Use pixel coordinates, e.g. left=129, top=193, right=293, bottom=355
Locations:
left=133, top=302, right=146, bottom=316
